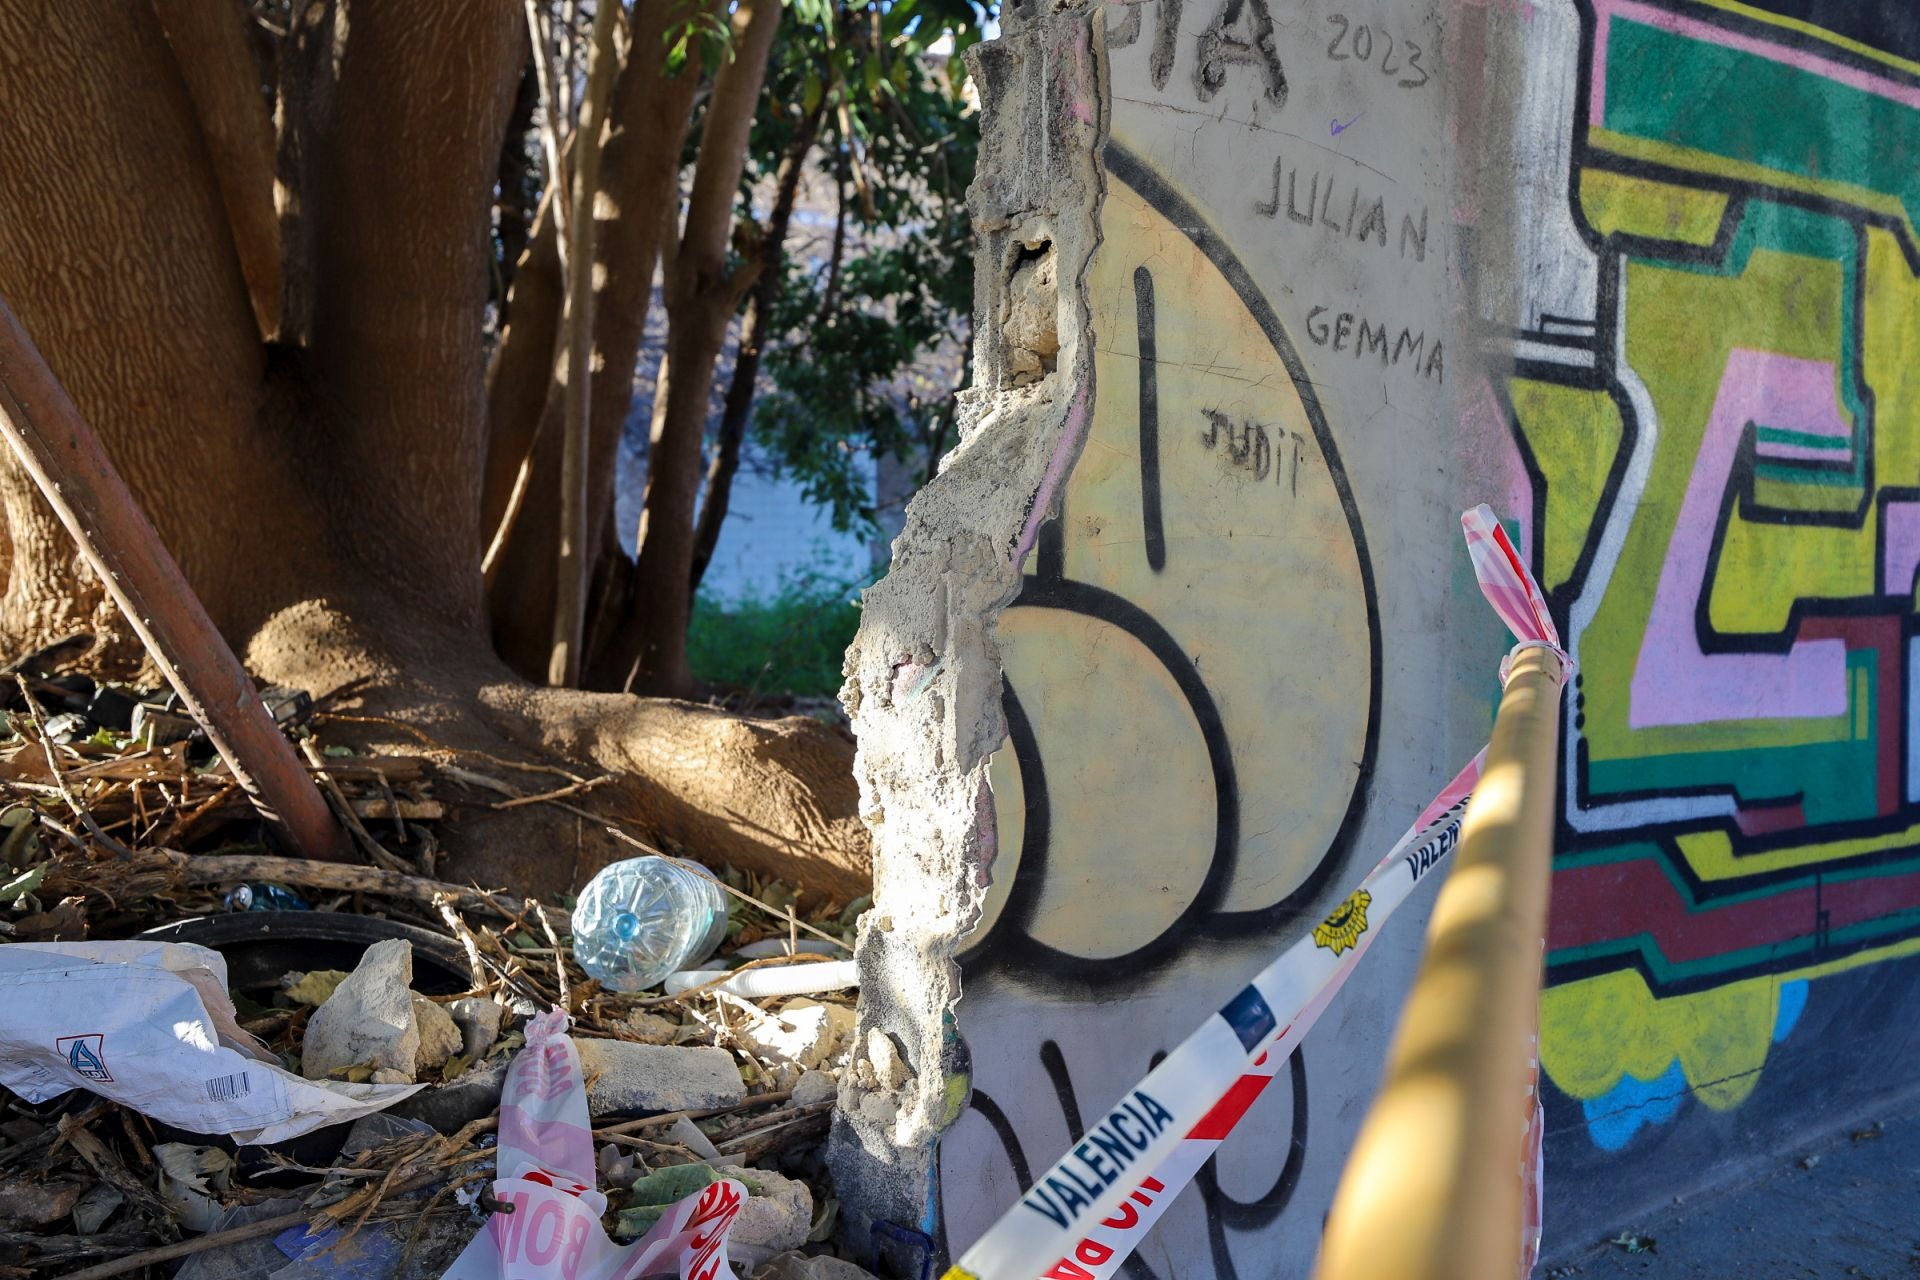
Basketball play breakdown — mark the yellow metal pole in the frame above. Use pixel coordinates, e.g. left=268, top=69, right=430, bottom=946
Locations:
left=1315, top=644, right=1565, bottom=1280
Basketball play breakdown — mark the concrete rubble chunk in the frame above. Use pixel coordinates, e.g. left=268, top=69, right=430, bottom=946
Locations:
left=576, top=1040, right=747, bottom=1116
left=301, top=938, right=419, bottom=1081
left=866, top=1029, right=911, bottom=1092
left=721, top=1164, right=813, bottom=1264
left=412, top=994, right=461, bottom=1075
left=448, top=996, right=505, bottom=1059
left=0, top=1179, right=85, bottom=1226
left=827, top=0, right=1109, bottom=1240
left=856, top=1091, right=900, bottom=1128
left=751, top=1253, right=883, bottom=1280
left=790, top=1068, right=838, bottom=1106
left=738, top=998, right=856, bottom=1070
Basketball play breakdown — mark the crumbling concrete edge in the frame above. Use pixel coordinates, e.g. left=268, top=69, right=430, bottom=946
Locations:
left=828, top=0, right=1110, bottom=1263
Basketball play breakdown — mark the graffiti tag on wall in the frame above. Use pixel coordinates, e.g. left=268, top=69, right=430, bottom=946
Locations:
left=1492, top=0, right=1920, bottom=1151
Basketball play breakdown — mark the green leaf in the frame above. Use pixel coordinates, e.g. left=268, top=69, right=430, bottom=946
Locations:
left=610, top=1165, right=722, bottom=1240
left=0, top=863, right=47, bottom=904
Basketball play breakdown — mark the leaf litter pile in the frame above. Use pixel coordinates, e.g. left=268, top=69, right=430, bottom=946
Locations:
left=0, top=647, right=878, bottom=1280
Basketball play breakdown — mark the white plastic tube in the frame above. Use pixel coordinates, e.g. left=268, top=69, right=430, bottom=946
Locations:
left=730, top=938, right=844, bottom=960
left=663, top=959, right=859, bottom=999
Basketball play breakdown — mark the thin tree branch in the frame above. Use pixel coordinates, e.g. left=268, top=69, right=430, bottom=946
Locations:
left=689, top=95, right=827, bottom=592
left=524, top=0, right=572, bottom=268
left=817, top=169, right=848, bottom=323
left=549, top=0, right=621, bottom=687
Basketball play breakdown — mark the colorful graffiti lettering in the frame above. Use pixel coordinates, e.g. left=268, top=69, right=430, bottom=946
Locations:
left=1495, top=0, right=1920, bottom=1148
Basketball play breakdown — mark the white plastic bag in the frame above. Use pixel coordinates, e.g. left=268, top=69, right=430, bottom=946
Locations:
left=0, top=939, right=419, bottom=1144
left=442, top=1008, right=747, bottom=1280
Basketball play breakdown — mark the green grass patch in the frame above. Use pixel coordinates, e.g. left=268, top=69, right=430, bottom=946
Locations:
left=686, top=567, right=866, bottom=699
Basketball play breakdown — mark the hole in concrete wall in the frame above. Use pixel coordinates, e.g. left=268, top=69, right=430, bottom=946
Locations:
left=1004, top=239, right=1059, bottom=387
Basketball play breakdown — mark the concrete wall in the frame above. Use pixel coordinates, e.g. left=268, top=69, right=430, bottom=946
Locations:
left=832, top=0, right=1920, bottom=1273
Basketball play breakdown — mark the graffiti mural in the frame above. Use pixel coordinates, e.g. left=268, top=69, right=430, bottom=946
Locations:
left=936, top=0, right=1459, bottom=1271
left=1490, top=0, right=1920, bottom=1156
left=944, top=142, right=1381, bottom=1279
left=961, top=152, right=1382, bottom=981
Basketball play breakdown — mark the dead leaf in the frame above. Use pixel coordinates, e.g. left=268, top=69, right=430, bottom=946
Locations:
left=282, top=969, right=349, bottom=1006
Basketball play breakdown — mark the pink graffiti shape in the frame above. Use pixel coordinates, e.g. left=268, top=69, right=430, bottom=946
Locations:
left=1627, top=349, right=1851, bottom=728
left=1012, top=383, right=1092, bottom=568
left=1590, top=0, right=1920, bottom=127
left=1883, top=503, right=1920, bottom=597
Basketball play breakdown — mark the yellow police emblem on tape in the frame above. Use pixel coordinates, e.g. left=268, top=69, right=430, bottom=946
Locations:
left=1312, top=889, right=1371, bottom=955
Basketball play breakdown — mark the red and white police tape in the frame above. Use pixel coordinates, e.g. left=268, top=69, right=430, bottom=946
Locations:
left=442, top=1009, right=748, bottom=1280
left=942, top=505, right=1565, bottom=1280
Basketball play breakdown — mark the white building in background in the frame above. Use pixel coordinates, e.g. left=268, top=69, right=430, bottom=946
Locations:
left=613, top=440, right=879, bottom=605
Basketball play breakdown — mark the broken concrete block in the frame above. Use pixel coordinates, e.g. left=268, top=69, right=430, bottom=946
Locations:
left=722, top=1164, right=813, bottom=1262
left=738, top=998, right=855, bottom=1070
left=856, top=1090, right=900, bottom=1128
left=791, top=1069, right=838, bottom=1106
left=301, top=939, right=418, bottom=1081
left=866, top=1029, right=911, bottom=1092
left=412, top=994, right=461, bottom=1075
left=576, top=1040, right=746, bottom=1116
left=448, top=997, right=504, bottom=1060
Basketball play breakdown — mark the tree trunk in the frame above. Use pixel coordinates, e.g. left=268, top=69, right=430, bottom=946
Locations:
left=150, top=0, right=282, bottom=343
left=484, top=0, right=709, bottom=685
left=688, top=96, right=826, bottom=594
left=0, top=0, right=869, bottom=904
left=0, top=0, right=301, bottom=666
left=616, top=0, right=784, bottom=696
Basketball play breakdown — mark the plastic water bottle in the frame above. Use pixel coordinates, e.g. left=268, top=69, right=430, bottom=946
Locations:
left=570, top=857, right=731, bottom=992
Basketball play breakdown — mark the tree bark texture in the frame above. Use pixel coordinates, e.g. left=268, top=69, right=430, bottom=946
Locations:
left=0, top=0, right=870, bottom=903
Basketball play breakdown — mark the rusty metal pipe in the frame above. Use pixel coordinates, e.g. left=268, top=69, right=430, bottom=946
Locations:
left=0, top=296, right=350, bottom=862
left=1315, top=643, right=1566, bottom=1280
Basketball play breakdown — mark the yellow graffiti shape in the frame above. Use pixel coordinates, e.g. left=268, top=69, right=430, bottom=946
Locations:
left=1060, top=175, right=1372, bottom=915
left=980, top=168, right=1373, bottom=963
left=1508, top=379, right=1624, bottom=594
left=1579, top=168, right=1729, bottom=247
left=1312, top=889, right=1371, bottom=956
left=1540, top=969, right=1781, bottom=1111
left=1863, top=225, right=1920, bottom=518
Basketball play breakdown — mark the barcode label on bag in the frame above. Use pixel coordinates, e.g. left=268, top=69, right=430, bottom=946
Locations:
left=205, top=1071, right=251, bottom=1102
